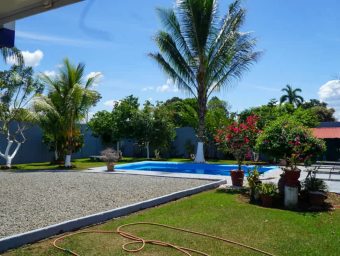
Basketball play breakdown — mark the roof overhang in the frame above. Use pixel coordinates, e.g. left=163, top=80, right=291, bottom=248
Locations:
left=0, top=0, right=84, bottom=25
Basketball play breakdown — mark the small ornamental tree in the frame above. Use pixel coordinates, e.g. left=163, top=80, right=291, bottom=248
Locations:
left=214, top=115, right=261, bottom=170
left=255, top=119, right=326, bottom=169
left=0, top=65, right=44, bottom=167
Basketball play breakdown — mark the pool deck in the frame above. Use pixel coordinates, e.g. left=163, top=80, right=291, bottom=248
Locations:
left=87, top=161, right=280, bottom=183
left=88, top=162, right=340, bottom=193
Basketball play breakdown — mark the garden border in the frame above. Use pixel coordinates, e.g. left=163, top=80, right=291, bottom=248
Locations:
left=0, top=179, right=224, bottom=253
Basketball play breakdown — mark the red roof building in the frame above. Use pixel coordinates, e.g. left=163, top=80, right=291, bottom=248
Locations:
left=312, top=128, right=340, bottom=139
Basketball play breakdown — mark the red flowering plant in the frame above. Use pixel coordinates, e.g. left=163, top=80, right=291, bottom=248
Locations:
left=214, top=115, right=261, bottom=171
left=255, top=119, right=326, bottom=170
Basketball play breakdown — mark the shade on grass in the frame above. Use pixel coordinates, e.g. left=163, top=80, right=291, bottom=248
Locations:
left=5, top=190, right=340, bottom=255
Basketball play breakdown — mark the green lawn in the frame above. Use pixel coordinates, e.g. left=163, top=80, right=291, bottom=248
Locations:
left=5, top=190, right=340, bottom=256
left=6, top=158, right=269, bottom=171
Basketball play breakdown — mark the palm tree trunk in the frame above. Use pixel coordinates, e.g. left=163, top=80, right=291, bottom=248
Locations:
left=65, top=113, right=74, bottom=167
left=194, top=81, right=207, bottom=163
left=65, top=136, right=73, bottom=167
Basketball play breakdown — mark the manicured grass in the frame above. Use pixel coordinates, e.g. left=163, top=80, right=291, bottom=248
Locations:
left=5, top=190, right=340, bottom=255
left=6, top=158, right=269, bottom=171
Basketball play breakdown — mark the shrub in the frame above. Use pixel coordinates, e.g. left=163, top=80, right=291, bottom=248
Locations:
left=185, top=140, right=195, bottom=155
left=255, top=119, right=326, bottom=169
left=302, top=172, right=328, bottom=193
left=260, top=182, right=278, bottom=197
left=100, top=148, right=119, bottom=164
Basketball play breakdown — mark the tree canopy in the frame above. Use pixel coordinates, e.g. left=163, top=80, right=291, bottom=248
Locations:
left=0, top=65, right=44, bottom=167
left=239, top=103, right=320, bottom=130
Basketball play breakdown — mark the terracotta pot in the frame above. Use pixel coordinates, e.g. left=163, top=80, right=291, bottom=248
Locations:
left=309, top=192, right=326, bottom=207
left=230, top=170, right=245, bottom=187
left=250, top=188, right=260, bottom=201
left=260, top=194, right=274, bottom=207
left=106, top=163, right=115, bottom=171
left=285, top=169, right=301, bottom=187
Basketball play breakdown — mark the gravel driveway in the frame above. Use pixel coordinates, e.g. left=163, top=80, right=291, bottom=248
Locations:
left=0, top=171, right=213, bottom=238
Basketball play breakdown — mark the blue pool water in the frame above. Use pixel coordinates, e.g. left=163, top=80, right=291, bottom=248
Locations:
left=109, top=162, right=277, bottom=176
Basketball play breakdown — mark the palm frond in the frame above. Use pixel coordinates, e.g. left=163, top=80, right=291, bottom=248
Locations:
left=207, top=46, right=263, bottom=97
left=206, top=32, right=261, bottom=94
left=148, top=52, right=197, bottom=97
left=293, top=88, right=302, bottom=93
left=280, top=95, right=288, bottom=104
left=155, top=6, right=194, bottom=63
left=207, top=0, right=244, bottom=61
left=0, top=47, right=24, bottom=66
left=85, top=72, right=102, bottom=89
left=152, top=30, right=196, bottom=85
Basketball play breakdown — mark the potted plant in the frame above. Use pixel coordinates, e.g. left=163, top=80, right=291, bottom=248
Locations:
left=246, top=166, right=264, bottom=201
left=154, top=149, right=161, bottom=159
left=302, top=171, right=329, bottom=207
left=100, top=148, right=119, bottom=171
left=256, top=120, right=326, bottom=186
left=260, top=182, right=278, bottom=207
left=185, top=140, right=196, bottom=160
left=118, top=150, right=123, bottom=160
left=215, top=115, right=261, bottom=186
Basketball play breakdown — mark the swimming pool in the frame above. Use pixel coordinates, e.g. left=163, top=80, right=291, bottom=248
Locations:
left=110, top=162, right=277, bottom=176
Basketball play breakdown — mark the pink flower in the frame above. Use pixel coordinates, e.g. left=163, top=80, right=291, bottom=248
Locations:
left=265, top=220, right=268, bottom=223
left=263, top=140, right=267, bottom=144
left=310, top=154, right=313, bottom=157
left=318, top=223, right=321, bottom=226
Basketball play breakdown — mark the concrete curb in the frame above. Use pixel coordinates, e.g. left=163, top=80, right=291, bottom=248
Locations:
left=0, top=179, right=225, bottom=253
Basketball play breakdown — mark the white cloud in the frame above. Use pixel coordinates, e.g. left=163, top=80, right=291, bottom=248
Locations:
left=88, top=111, right=95, bottom=120
left=56, top=64, right=63, bottom=69
left=43, top=70, right=56, bottom=77
left=156, top=84, right=170, bottom=92
left=148, top=98, right=152, bottom=101
left=141, top=86, right=153, bottom=91
left=104, top=100, right=121, bottom=108
left=318, top=80, right=340, bottom=118
left=7, top=50, right=43, bottom=66
left=156, top=79, right=179, bottom=93
left=85, top=72, right=103, bottom=87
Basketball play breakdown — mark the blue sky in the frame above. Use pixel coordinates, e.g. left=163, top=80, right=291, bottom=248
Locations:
left=2, top=0, right=340, bottom=118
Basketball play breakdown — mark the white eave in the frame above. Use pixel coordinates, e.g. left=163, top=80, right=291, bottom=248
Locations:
left=0, top=0, right=84, bottom=25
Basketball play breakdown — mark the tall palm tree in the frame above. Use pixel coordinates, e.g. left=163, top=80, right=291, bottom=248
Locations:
left=34, top=58, right=101, bottom=166
left=280, top=84, right=304, bottom=107
left=1, top=47, right=24, bottom=66
left=148, top=0, right=262, bottom=163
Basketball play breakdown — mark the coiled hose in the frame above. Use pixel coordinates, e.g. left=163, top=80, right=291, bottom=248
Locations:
left=53, top=222, right=276, bottom=256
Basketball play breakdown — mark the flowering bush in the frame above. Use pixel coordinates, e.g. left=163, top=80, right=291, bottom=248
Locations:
left=100, top=148, right=119, bottom=164
left=214, top=115, right=261, bottom=170
left=255, top=119, right=326, bottom=169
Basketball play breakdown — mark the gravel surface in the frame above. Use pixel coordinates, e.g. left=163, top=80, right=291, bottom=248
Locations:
left=0, top=171, right=213, bottom=238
